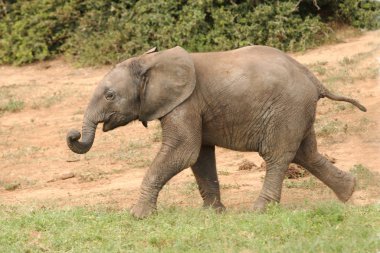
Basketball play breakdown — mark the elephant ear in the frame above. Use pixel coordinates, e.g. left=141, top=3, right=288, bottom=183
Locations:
left=137, top=46, right=196, bottom=121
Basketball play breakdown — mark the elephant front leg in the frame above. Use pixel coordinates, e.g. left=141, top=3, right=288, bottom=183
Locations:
left=191, top=145, right=225, bottom=212
left=131, top=109, right=202, bottom=219
left=130, top=165, right=176, bottom=219
left=131, top=144, right=202, bottom=218
left=131, top=145, right=201, bottom=218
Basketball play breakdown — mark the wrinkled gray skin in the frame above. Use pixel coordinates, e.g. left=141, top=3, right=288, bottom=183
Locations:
left=67, top=46, right=366, bottom=218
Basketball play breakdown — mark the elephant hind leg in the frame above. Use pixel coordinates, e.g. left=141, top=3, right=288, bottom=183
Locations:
left=191, top=145, right=225, bottom=212
left=253, top=115, right=306, bottom=212
left=293, top=129, right=356, bottom=202
left=253, top=152, right=295, bottom=212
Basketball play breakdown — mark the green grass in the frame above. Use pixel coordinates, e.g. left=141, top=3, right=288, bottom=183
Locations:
left=221, top=183, right=241, bottom=190
left=317, top=46, right=379, bottom=89
left=284, top=178, right=319, bottom=189
left=307, top=61, right=328, bottom=76
left=316, top=119, right=346, bottom=138
left=0, top=180, right=21, bottom=191
left=150, top=123, right=163, bottom=143
left=0, top=203, right=378, bottom=252
left=218, top=170, right=231, bottom=176
left=0, top=178, right=37, bottom=191
left=1, top=146, right=42, bottom=160
left=180, top=182, right=198, bottom=195
left=3, top=182, right=21, bottom=191
left=339, top=56, right=356, bottom=66
left=350, top=164, right=379, bottom=190
left=76, top=170, right=110, bottom=183
left=0, top=99, right=24, bottom=113
left=83, top=138, right=153, bottom=169
left=31, top=91, right=65, bottom=109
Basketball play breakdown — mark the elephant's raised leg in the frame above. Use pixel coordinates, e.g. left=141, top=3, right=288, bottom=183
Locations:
left=191, top=145, right=225, bottom=211
left=131, top=108, right=202, bottom=219
left=293, top=129, right=355, bottom=202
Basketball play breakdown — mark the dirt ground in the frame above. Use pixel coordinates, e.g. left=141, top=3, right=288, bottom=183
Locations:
left=1, top=30, right=379, bottom=211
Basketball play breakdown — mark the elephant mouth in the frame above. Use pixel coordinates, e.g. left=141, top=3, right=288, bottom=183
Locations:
left=103, top=113, right=136, bottom=132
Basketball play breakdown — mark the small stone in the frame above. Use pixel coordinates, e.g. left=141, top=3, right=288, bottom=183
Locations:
left=47, top=172, right=75, bottom=183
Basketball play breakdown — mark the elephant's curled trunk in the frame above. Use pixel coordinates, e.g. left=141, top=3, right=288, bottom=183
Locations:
left=67, top=117, right=97, bottom=154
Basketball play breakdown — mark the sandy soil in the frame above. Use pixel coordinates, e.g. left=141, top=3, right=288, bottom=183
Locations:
left=0, top=30, right=379, bottom=211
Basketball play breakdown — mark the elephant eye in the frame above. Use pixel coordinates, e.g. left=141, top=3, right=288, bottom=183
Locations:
left=105, top=90, right=115, bottom=101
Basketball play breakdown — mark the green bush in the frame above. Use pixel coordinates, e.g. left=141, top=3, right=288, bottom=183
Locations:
left=0, top=0, right=379, bottom=66
left=0, top=0, right=81, bottom=65
left=337, top=0, right=380, bottom=29
left=66, top=0, right=330, bottom=65
left=64, top=0, right=182, bottom=65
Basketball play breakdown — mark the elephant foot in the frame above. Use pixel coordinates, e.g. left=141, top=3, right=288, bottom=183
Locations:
left=203, top=201, right=226, bottom=213
left=130, top=201, right=156, bottom=219
left=252, top=196, right=276, bottom=213
left=334, top=174, right=356, bottom=202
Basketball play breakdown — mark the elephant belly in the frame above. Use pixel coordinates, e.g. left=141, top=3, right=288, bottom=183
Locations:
left=201, top=120, right=262, bottom=152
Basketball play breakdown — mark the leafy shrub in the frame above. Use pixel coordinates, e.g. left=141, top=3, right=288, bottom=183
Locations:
left=66, top=0, right=330, bottom=65
left=337, top=0, right=380, bottom=29
left=0, top=0, right=81, bottom=65
left=0, top=0, right=379, bottom=65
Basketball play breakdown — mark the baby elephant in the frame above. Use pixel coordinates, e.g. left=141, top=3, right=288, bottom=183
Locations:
left=67, top=46, right=366, bottom=218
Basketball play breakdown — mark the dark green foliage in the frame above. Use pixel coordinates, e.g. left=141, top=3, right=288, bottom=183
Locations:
left=337, top=0, right=380, bottom=29
left=63, top=0, right=332, bottom=65
left=0, top=0, right=379, bottom=65
left=0, top=0, right=82, bottom=64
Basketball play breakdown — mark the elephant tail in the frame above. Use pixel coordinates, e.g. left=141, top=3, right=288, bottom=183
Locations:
left=299, top=60, right=367, bottom=112
left=319, top=87, right=367, bottom=112
left=286, top=54, right=367, bottom=112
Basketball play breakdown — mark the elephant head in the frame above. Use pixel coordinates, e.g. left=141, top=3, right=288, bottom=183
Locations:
left=66, top=46, right=196, bottom=154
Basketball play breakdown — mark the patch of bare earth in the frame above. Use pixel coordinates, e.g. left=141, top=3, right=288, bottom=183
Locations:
left=0, top=31, right=379, bottom=211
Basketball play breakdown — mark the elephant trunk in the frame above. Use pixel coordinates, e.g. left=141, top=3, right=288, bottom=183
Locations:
left=66, top=112, right=99, bottom=154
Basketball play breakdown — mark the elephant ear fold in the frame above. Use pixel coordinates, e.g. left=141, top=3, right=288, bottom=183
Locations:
left=138, top=46, right=196, bottom=121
